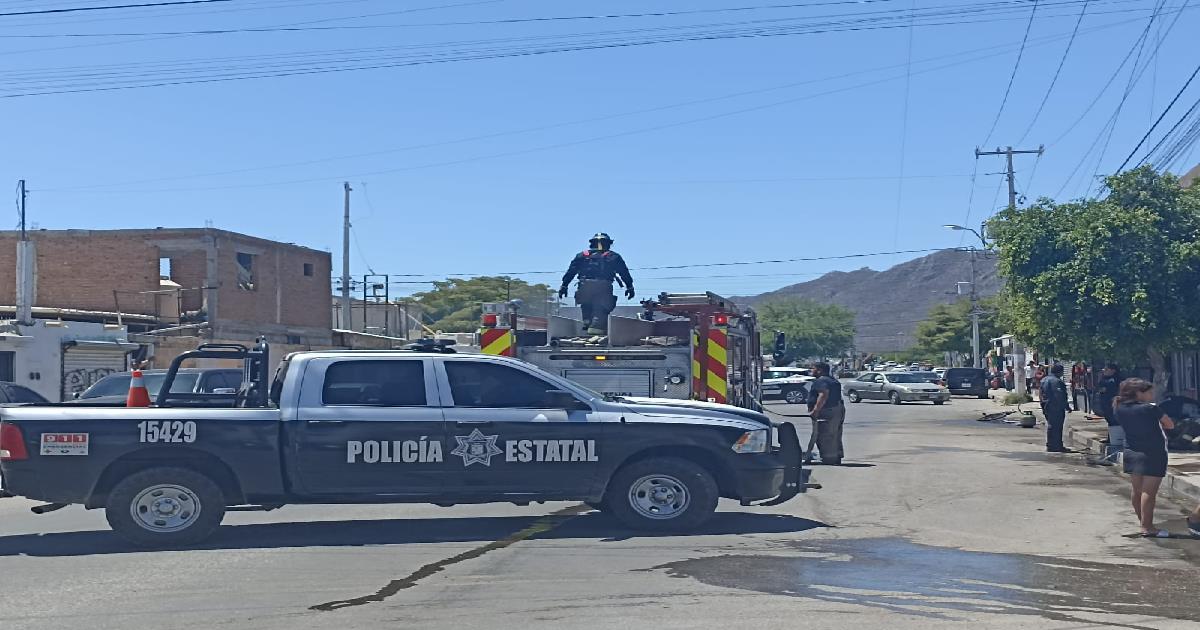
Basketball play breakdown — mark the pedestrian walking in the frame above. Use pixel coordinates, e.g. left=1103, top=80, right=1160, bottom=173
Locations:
left=806, top=361, right=845, bottom=466
left=1113, top=378, right=1175, bottom=537
left=1040, top=364, right=1070, bottom=452
left=1070, top=362, right=1090, bottom=412
left=1095, top=363, right=1123, bottom=462
left=1032, top=364, right=1046, bottom=401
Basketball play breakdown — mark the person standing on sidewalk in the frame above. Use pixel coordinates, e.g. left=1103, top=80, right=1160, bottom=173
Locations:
left=1040, top=364, right=1071, bottom=452
left=806, top=361, right=845, bottom=466
left=1113, top=378, right=1175, bottom=538
left=1005, top=365, right=1015, bottom=391
left=1095, top=363, right=1123, bottom=462
left=1070, top=362, right=1090, bottom=412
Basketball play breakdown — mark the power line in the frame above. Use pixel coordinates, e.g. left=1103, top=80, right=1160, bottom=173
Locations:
left=1016, top=0, right=1090, bottom=144
left=30, top=14, right=1154, bottom=196
left=0, top=0, right=230, bottom=18
left=980, top=0, right=1040, bottom=146
left=0, top=0, right=1164, bottom=96
left=1117, top=61, right=1200, bottom=171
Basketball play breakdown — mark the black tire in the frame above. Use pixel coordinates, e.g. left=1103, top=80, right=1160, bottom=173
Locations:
left=933, top=400, right=945, bottom=405
left=847, top=390, right=861, bottom=404
left=889, top=391, right=903, bottom=405
left=585, top=499, right=610, bottom=513
left=783, top=387, right=806, bottom=405
left=105, top=467, right=226, bottom=547
left=978, top=393, right=989, bottom=399
left=606, top=457, right=718, bottom=532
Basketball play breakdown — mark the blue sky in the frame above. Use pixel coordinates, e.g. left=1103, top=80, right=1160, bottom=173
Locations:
left=3, top=0, right=1198, bottom=301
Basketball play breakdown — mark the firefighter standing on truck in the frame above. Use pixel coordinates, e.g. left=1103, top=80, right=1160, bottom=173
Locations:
left=559, top=232, right=635, bottom=335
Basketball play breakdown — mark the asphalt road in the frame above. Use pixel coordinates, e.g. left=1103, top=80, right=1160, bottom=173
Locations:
left=2, top=398, right=1199, bottom=629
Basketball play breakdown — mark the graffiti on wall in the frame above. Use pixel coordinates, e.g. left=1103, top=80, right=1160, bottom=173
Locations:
left=62, top=367, right=119, bottom=399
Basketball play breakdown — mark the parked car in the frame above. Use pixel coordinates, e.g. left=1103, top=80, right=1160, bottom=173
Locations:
left=942, top=367, right=990, bottom=399
left=0, top=382, right=48, bottom=404
left=69, top=368, right=244, bottom=405
left=910, top=371, right=945, bottom=386
left=842, top=371, right=950, bottom=405
left=762, top=367, right=813, bottom=404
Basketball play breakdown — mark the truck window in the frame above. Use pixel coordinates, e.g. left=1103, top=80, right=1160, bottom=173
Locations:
left=322, top=360, right=426, bottom=406
left=445, top=362, right=557, bottom=409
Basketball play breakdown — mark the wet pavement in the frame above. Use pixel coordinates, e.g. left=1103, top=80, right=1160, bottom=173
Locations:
left=657, top=537, right=1199, bottom=628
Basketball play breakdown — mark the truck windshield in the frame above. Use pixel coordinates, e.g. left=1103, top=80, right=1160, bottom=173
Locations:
left=81, top=373, right=201, bottom=399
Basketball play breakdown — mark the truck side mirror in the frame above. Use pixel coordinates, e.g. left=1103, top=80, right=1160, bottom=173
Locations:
left=546, top=389, right=587, bottom=410
left=773, top=331, right=786, bottom=358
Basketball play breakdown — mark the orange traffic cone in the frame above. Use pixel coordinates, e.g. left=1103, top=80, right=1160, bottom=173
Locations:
left=126, top=370, right=151, bottom=407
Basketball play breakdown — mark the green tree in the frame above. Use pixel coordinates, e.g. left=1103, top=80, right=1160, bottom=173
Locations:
left=758, top=297, right=856, bottom=364
left=912, top=296, right=1005, bottom=362
left=988, top=166, right=1200, bottom=391
left=412, top=276, right=554, bottom=332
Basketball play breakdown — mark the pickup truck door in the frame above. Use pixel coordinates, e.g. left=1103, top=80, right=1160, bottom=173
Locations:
left=289, top=357, right=449, bottom=495
left=436, top=358, right=608, bottom=498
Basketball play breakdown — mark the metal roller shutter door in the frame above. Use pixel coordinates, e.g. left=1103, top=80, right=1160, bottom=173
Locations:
left=61, top=343, right=130, bottom=401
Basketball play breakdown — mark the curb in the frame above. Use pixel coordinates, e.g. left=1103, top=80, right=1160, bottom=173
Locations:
left=1065, top=424, right=1200, bottom=507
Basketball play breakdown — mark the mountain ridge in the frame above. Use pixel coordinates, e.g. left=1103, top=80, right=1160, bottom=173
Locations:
left=741, top=249, right=1001, bottom=353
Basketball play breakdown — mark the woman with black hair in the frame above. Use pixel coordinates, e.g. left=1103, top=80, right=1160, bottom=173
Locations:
left=1114, top=378, right=1175, bottom=537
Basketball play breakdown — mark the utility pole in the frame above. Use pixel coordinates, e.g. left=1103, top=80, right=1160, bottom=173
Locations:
left=341, top=182, right=352, bottom=332
left=972, top=146, right=1042, bottom=393
left=975, top=145, right=1044, bottom=212
left=15, top=180, right=34, bottom=326
left=969, top=249, right=980, bottom=370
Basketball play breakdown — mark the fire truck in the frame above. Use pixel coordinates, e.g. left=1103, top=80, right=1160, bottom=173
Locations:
left=479, top=292, right=765, bottom=410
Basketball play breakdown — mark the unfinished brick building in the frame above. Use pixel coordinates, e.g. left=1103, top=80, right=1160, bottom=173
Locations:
left=0, top=228, right=332, bottom=347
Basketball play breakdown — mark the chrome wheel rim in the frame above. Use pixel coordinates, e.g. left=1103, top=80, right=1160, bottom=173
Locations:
left=785, top=389, right=805, bottom=404
left=628, top=474, right=689, bottom=520
left=131, top=484, right=201, bottom=533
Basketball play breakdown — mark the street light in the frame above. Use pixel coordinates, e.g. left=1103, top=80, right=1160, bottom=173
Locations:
left=943, top=224, right=987, bottom=369
left=943, top=223, right=987, bottom=247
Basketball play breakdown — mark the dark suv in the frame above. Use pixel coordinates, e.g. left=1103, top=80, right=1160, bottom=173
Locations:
left=942, top=367, right=989, bottom=399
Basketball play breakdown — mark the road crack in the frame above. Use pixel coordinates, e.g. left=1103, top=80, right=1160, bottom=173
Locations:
left=310, top=504, right=590, bottom=612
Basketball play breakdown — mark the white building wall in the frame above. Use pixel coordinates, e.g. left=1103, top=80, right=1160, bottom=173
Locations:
left=0, top=319, right=132, bottom=402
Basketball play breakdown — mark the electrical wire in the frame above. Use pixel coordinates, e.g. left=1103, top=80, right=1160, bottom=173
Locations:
left=1016, top=0, right=1089, bottom=144
left=1118, top=61, right=1200, bottom=171
left=980, top=0, right=1039, bottom=147
left=32, top=13, right=1157, bottom=195
left=0, top=0, right=1162, bottom=96
left=893, top=0, right=917, bottom=249
left=0, top=0, right=230, bottom=17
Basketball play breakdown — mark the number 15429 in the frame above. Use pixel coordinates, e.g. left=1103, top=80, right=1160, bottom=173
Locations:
left=138, top=420, right=197, bottom=444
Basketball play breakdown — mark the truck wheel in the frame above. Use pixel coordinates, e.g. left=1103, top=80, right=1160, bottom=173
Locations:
left=847, top=390, right=861, bottom=403
left=889, top=391, right=903, bottom=405
left=783, top=388, right=806, bottom=405
left=607, top=457, right=718, bottom=532
left=105, top=467, right=226, bottom=547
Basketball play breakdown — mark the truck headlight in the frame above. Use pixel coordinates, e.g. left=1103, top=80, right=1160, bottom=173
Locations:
left=732, top=429, right=768, bottom=453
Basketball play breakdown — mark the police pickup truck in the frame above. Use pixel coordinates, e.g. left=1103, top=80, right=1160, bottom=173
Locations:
left=0, top=342, right=809, bottom=546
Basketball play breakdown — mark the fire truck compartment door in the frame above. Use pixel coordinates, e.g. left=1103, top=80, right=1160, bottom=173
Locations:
left=561, top=369, right=653, bottom=398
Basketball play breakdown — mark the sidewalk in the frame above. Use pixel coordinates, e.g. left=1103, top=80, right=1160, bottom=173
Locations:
left=1065, top=412, right=1200, bottom=505
left=970, top=390, right=1200, bottom=506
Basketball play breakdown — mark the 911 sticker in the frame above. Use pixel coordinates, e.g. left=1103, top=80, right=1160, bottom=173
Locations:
left=138, top=420, right=197, bottom=444
left=41, top=433, right=89, bottom=456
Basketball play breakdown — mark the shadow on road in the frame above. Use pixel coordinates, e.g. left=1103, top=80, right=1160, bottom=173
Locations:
left=0, top=510, right=828, bottom=557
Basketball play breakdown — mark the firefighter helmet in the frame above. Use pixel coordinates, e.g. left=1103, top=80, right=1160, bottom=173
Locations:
left=588, top=232, right=614, bottom=248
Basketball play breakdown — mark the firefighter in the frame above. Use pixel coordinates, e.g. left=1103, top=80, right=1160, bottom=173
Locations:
left=559, top=232, right=635, bottom=335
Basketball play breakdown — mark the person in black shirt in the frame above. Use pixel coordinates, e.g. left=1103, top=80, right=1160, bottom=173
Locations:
left=1039, top=364, right=1070, bottom=452
left=1113, top=378, right=1175, bottom=537
left=806, top=362, right=845, bottom=465
left=559, top=232, right=635, bottom=335
left=1094, top=363, right=1123, bottom=462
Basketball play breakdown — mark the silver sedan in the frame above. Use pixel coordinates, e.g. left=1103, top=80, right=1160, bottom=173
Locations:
left=841, top=371, right=950, bottom=405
